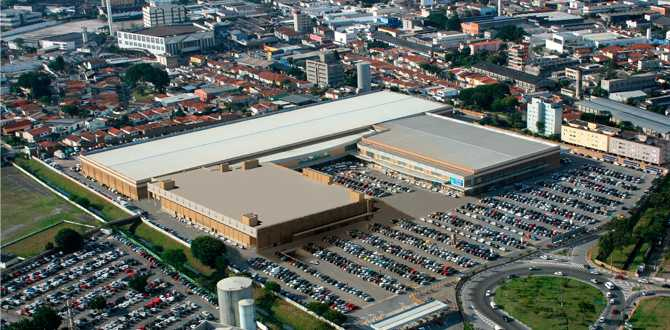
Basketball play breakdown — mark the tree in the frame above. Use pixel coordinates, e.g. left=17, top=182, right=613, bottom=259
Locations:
left=7, top=306, right=62, bottom=330
left=496, top=26, right=526, bottom=42
left=191, top=236, right=226, bottom=268
left=48, top=56, right=66, bottom=71
left=323, top=309, right=347, bottom=325
left=264, top=281, right=280, bottom=293
left=163, top=249, right=187, bottom=267
left=54, top=228, right=84, bottom=253
left=446, top=15, right=461, bottom=31
left=89, top=296, right=107, bottom=310
left=459, top=83, right=510, bottom=110
left=124, top=63, right=170, bottom=91
left=129, top=273, right=151, bottom=293
left=14, top=72, right=52, bottom=99
left=307, top=302, right=330, bottom=315
left=536, top=121, right=545, bottom=134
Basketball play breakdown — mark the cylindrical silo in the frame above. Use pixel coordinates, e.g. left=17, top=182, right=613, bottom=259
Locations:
left=356, top=62, right=371, bottom=93
left=238, top=298, right=256, bottom=330
left=217, top=277, right=253, bottom=326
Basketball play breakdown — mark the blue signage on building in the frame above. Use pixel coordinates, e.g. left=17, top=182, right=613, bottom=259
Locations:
left=450, top=177, right=464, bottom=187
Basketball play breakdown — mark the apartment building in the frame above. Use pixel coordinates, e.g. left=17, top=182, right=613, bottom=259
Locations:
left=293, top=9, right=313, bottom=34
left=561, top=120, right=669, bottom=165
left=526, top=97, right=562, bottom=136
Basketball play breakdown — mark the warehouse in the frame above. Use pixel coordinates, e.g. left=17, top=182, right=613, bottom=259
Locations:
left=147, top=162, right=371, bottom=249
left=357, top=114, right=561, bottom=194
left=80, top=91, right=447, bottom=199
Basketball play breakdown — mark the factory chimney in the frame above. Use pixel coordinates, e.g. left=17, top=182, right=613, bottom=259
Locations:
left=106, top=0, right=114, bottom=36
left=356, top=62, right=371, bottom=93
left=497, top=0, right=503, bottom=16
left=575, top=69, right=583, bottom=100
left=81, top=26, right=88, bottom=44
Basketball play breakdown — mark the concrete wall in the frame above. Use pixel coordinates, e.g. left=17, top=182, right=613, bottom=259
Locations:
left=80, top=158, right=145, bottom=199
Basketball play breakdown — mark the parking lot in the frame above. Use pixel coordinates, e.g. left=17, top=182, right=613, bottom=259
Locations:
left=50, top=154, right=657, bottom=325
left=0, top=234, right=216, bottom=330
left=248, top=155, right=653, bottom=319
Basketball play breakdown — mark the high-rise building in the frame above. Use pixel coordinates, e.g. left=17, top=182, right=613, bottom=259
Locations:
left=356, top=62, right=371, bottom=92
left=0, top=9, right=42, bottom=29
left=143, top=3, right=188, bottom=27
left=293, top=9, right=313, bottom=34
left=507, top=43, right=529, bottom=71
left=526, top=97, right=563, bottom=136
left=306, top=51, right=344, bottom=87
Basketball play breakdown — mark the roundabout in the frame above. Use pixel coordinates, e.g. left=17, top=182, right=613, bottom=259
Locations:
left=461, top=261, right=625, bottom=330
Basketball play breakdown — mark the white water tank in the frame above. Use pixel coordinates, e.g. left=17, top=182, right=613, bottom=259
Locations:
left=356, top=62, right=371, bottom=93
left=238, top=298, right=256, bottom=330
left=217, top=277, right=253, bottom=326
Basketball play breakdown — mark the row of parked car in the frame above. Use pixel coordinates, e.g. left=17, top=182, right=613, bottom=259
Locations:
left=459, top=202, right=555, bottom=240
left=112, top=234, right=217, bottom=305
left=248, top=257, right=358, bottom=313
left=540, top=181, right=622, bottom=208
left=348, top=229, right=454, bottom=276
left=582, top=165, right=643, bottom=185
left=368, top=223, right=478, bottom=268
left=316, top=160, right=413, bottom=198
left=324, top=236, right=436, bottom=285
left=558, top=171, right=630, bottom=199
left=422, top=212, right=526, bottom=251
left=304, top=243, right=411, bottom=295
left=395, top=219, right=499, bottom=261
left=276, top=252, right=375, bottom=303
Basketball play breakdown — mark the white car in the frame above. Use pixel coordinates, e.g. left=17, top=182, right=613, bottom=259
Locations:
left=589, top=270, right=600, bottom=275
left=485, top=290, right=492, bottom=297
left=554, top=271, right=564, bottom=276
left=590, top=278, right=599, bottom=284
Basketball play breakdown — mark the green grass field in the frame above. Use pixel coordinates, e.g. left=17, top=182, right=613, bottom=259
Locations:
left=14, top=158, right=128, bottom=221
left=495, top=276, right=606, bottom=330
left=121, top=221, right=213, bottom=275
left=1, top=166, right=98, bottom=244
left=3, top=222, right=91, bottom=257
left=629, top=296, right=670, bottom=330
left=253, top=287, right=333, bottom=330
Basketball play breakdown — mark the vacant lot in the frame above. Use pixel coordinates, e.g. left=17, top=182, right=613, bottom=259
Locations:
left=495, top=276, right=605, bottom=330
left=629, top=296, right=670, bottom=330
left=3, top=222, right=90, bottom=257
left=14, top=158, right=128, bottom=221
left=1, top=166, right=97, bottom=244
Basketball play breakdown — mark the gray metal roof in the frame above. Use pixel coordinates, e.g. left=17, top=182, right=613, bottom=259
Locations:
left=82, top=91, right=446, bottom=182
left=161, top=164, right=356, bottom=228
left=364, top=114, right=559, bottom=174
left=577, top=97, right=670, bottom=134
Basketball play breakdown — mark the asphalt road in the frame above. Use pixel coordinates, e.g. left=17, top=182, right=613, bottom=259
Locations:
left=465, top=262, right=625, bottom=330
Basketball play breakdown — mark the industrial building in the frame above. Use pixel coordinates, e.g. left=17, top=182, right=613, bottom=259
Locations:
left=357, top=114, right=561, bottom=194
left=148, top=163, right=371, bottom=248
left=116, top=24, right=215, bottom=56
left=576, top=97, right=670, bottom=136
left=80, top=91, right=447, bottom=199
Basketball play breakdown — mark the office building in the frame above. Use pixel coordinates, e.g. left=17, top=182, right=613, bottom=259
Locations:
left=306, top=51, right=344, bottom=87
left=79, top=91, right=447, bottom=199
left=117, top=24, right=215, bottom=56
left=601, top=73, right=657, bottom=93
left=148, top=163, right=371, bottom=249
left=357, top=62, right=371, bottom=92
left=99, top=0, right=144, bottom=19
left=143, top=4, right=188, bottom=27
left=526, top=98, right=562, bottom=136
left=0, top=9, right=42, bottom=29
left=357, top=114, right=560, bottom=194
left=293, top=9, right=313, bottom=34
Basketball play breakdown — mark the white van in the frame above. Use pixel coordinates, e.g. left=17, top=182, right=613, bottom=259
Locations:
left=605, top=281, right=615, bottom=290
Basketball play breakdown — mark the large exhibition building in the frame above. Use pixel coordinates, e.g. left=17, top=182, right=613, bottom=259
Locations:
left=358, top=114, right=560, bottom=194
left=80, top=91, right=448, bottom=199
